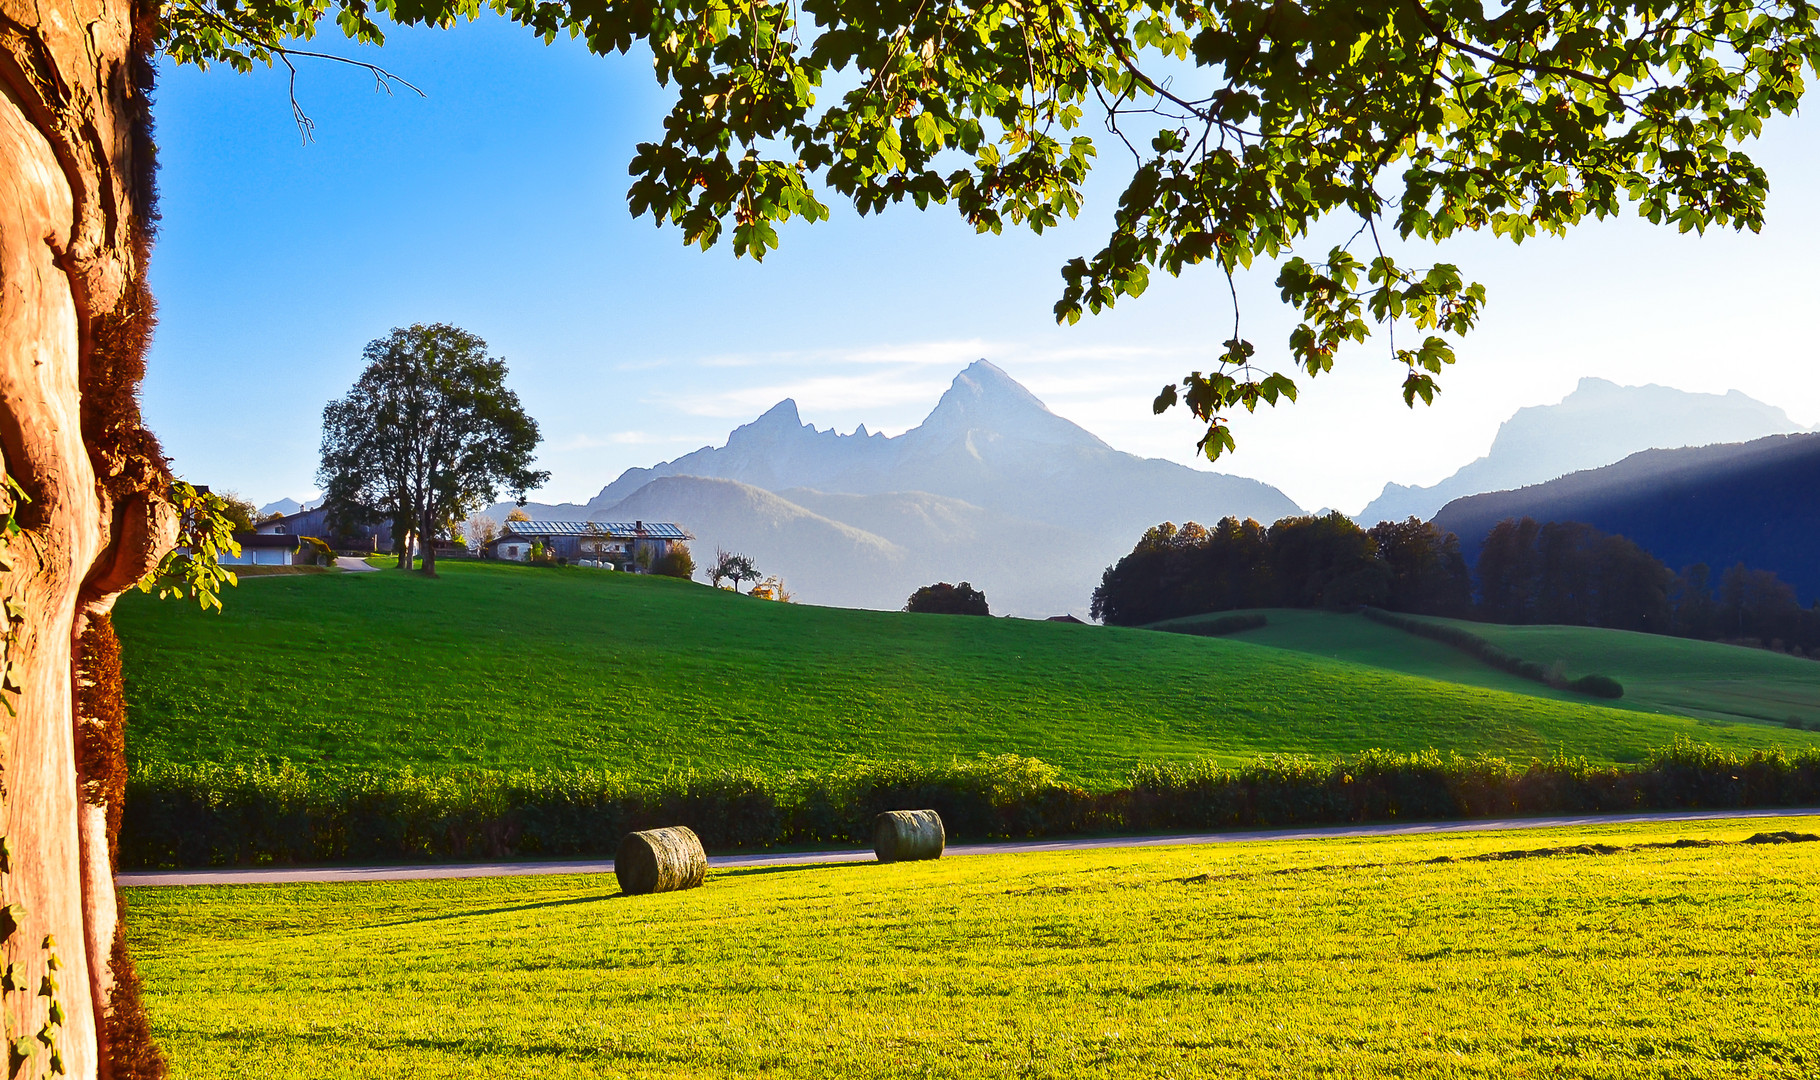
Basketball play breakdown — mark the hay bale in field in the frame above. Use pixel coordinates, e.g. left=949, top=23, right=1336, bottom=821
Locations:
left=873, top=809, right=945, bottom=863
left=615, top=825, right=707, bottom=895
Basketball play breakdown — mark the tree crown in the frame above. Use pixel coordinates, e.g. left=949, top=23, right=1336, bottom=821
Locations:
left=318, top=323, right=547, bottom=546
left=169, top=0, right=1820, bottom=458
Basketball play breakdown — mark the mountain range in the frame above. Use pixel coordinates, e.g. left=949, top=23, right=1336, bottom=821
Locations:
left=294, top=363, right=1819, bottom=616
left=1356, top=378, right=1805, bottom=523
left=1432, top=432, right=1820, bottom=601
left=503, top=360, right=1302, bottom=615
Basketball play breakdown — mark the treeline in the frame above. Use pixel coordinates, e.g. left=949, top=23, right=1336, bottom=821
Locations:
left=1095, top=511, right=1820, bottom=655
left=1479, top=517, right=1820, bottom=651
left=1091, top=513, right=1472, bottom=626
left=121, top=744, right=1820, bottom=868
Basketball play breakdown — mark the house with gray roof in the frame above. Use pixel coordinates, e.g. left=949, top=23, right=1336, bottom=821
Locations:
left=482, top=520, right=692, bottom=569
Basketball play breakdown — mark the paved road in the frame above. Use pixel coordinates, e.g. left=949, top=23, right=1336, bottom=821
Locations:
left=116, top=806, right=1820, bottom=887
left=334, top=556, right=380, bottom=572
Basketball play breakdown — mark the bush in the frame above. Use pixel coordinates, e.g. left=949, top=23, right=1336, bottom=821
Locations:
left=298, top=536, right=336, bottom=567
left=905, top=581, right=990, bottom=616
left=1362, top=607, right=1623, bottom=700
left=653, top=542, right=695, bottom=579
left=1569, top=674, right=1625, bottom=699
left=1155, top=613, right=1267, bottom=638
left=118, top=742, right=1820, bottom=868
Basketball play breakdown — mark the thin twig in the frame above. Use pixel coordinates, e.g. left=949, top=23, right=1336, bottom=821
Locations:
left=188, top=4, right=424, bottom=142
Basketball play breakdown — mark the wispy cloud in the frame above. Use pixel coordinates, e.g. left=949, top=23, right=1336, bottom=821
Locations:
left=694, top=339, right=1005, bottom=371
left=556, top=430, right=718, bottom=451
left=644, top=339, right=1204, bottom=435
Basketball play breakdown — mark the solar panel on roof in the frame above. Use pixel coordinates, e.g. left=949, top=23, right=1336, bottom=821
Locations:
left=500, top=520, right=692, bottom=540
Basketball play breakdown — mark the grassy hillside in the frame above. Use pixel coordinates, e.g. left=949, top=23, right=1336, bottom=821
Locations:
left=1157, top=608, right=1820, bottom=730
left=1157, top=609, right=1585, bottom=700
left=128, top=816, right=1820, bottom=1078
left=1423, top=616, right=1820, bottom=728
left=112, top=563, right=1820, bottom=785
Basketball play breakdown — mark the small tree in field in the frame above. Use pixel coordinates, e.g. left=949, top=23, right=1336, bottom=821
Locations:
left=711, top=549, right=760, bottom=592
left=906, top=582, right=991, bottom=616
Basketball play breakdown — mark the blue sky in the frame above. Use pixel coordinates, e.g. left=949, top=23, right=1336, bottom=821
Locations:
left=145, top=17, right=1820, bottom=514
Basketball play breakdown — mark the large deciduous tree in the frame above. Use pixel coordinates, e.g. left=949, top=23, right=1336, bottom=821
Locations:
left=4, top=0, right=1818, bottom=1072
left=318, top=324, right=547, bottom=575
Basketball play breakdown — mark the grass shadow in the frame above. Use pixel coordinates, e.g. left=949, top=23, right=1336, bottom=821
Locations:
left=713, top=860, right=878, bottom=880
left=372, top=892, right=616, bottom=929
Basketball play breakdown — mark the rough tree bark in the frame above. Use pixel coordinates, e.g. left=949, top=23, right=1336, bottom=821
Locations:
left=1, top=0, right=174, bottom=1073
left=419, top=506, right=436, bottom=575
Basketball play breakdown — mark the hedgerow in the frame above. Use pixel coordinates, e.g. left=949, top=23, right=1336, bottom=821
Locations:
left=1362, top=606, right=1625, bottom=698
left=118, top=742, right=1820, bottom=868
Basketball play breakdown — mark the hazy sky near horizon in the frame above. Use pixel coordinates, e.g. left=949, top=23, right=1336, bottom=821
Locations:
left=144, top=17, right=1820, bottom=515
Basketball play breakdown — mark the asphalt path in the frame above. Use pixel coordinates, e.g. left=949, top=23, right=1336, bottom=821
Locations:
left=116, top=806, right=1820, bottom=887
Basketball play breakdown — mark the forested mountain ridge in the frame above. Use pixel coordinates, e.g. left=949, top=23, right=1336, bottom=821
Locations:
left=1357, top=379, right=1804, bottom=524
left=1432, top=433, right=1820, bottom=601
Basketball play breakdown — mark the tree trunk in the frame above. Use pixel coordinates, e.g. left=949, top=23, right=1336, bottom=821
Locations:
left=2, top=0, right=175, bottom=1074
left=419, top=506, right=436, bottom=575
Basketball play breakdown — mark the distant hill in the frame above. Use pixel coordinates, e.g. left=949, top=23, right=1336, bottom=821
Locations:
left=1357, top=379, right=1804, bottom=524
left=1432, top=433, right=1820, bottom=600
left=588, top=477, right=1109, bottom=614
left=258, top=497, right=307, bottom=518
left=596, top=476, right=910, bottom=603
left=499, top=360, right=1302, bottom=615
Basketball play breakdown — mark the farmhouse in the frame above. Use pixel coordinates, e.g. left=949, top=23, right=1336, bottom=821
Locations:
left=257, top=506, right=394, bottom=552
left=483, top=520, right=692, bottom=568
left=221, top=532, right=301, bottom=566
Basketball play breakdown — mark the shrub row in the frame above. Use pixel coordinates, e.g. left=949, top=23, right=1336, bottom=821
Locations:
left=1362, top=606, right=1624, bottom=699
left=119, top=742, right=1820, bottom=868
left=1154, top=612, right=1269, bottom=638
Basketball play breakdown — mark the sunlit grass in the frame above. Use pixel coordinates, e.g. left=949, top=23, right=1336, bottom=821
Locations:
left=129, top=815, right=1820, bottom=1078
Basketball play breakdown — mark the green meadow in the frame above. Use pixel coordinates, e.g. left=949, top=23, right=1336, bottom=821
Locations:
left=127, top=816, right=1820, bottom=1078
left=111, top=562, right=1820, bottom=785
left=1430, top=616, right=1820, bottom=728
left=1170, top=607, right=1820, bottom=730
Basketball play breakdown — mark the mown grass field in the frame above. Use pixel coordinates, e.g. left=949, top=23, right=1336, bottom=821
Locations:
left=1157, top=608, right=1820, bottom=730
left=127, top=816, right=1820, bottom=1078
left=111, top=563, right=1820, bottom=784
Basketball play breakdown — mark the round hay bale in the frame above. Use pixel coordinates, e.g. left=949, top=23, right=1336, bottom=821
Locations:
left=615, top=826, right=707, bottom=895
left=873, top=809, right=945, bottom=863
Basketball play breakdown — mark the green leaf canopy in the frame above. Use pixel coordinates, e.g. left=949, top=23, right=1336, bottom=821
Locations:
left=165, top=0, right=1820, bottom=457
